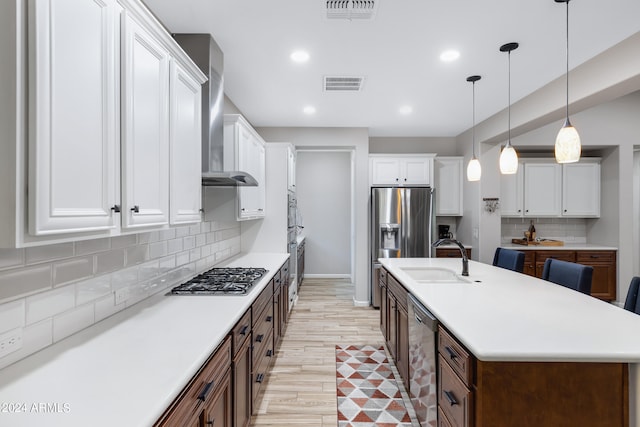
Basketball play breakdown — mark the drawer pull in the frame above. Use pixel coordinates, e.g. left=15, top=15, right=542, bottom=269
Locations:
left=444, top=346, right=458, bottom=360
left=444, top=390, right=458, bottom=406
left=256, top=373, right=265, bottom=383
left=590, top=255, right=600, bottom=258
left=266, top=316, right=273, bottom=322
left=266, top=349, right=273, bottom=357
left=198, top=381, right=214, bottom=402
left=239, top=325, right=249, bottom=335
left=205, top=419, right=215, bottom=426
left=256, top=334, right=264, bottom=343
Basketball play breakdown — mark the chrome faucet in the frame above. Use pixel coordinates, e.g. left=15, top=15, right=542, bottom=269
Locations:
left=432, top=238, right=469, bottom=276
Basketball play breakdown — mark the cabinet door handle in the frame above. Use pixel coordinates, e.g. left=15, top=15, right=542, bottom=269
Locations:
left=198, top=381, right=214, bottom=402
left=256, top=334, right=264, bottom=343
left=256, top=373, right=265, bottom=383
left=130, top=205, right=139, bottom=213
left=444, top=346, right=458, bottom=360
left=443, top=390, right=458, bottom=406
left=111, top=205, right=121, bottom=213
left=266, top=349, right=273, bottom=357
left=205, top=419, right=215, bottom=426
left=266, top=316, right=273, bottom=322
left=239, top=325, right=249, bottom=336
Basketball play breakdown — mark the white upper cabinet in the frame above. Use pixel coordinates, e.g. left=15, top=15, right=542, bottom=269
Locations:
left=370, top=155, right=434, bottom=186
left=120, top=12, right=170, bottom=228
left=500, top=163, right=524, bottom=217
left=169, top=61, right=202, bottom=225
left=500, top=159, right=600, bottom=218
left=434, top=157, right=463, bottom=216
left=224, top=114, right=266, bottom=220
left=28, top=0, right=119, bottom=235
left=523, top=163, right=562, bottom=217
left=562, top=161, right=601, bottom=217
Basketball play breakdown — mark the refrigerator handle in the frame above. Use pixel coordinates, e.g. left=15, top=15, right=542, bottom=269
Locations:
left=400, top=188, right=407, bottom=256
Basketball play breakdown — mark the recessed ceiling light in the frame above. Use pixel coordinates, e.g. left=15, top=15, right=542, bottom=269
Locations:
left=290, top=50, right=310, bottom=63
left=399, top=106, right=413, bottom=115
left=440, top=50, right=460, bottom=62
left=303, top=106, right=316, bottom=114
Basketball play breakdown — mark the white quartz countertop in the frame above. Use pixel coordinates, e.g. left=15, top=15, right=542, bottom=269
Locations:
left=380, top=257, right=640, bottom=363
left=500, top=243, right=618, bottom=250
left=0, top=252, right=289, bottom=427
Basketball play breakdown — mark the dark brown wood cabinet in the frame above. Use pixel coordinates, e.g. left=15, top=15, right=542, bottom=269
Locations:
left=378, top=268, right=388, bottom=342
left=155, top=337, right=232, bottom=427
left=385, top=270, right=409, bottom=386
left=252, top=280, right=274, bottom=413
left=232, top=309, right=252, bottom=427
left=436, top=248, right=472, bottom=259
left=515, top=248, right=617, bottom=301
left=438, top=325, right=629, bottom=427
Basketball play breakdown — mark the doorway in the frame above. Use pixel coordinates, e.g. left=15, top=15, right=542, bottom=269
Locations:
left=296, top=149, right=354, bottom=280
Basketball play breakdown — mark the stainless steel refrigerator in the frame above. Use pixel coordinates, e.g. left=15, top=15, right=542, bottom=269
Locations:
left=370, top=186, right=435, bottom=307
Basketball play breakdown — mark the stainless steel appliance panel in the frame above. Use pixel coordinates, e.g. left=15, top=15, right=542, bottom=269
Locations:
left=370, top=187, right=435, bottom=307
left=408, top=294, right=438, bottom=427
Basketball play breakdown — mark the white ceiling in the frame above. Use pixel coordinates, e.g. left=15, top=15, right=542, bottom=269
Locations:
left=143, top=0, right=640, bottom=137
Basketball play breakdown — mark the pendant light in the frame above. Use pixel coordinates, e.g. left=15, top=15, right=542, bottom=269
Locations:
left=499, top=42, right=519, bottom=175
left=466, top=75, right=482, bottom=182
left=554, top=0, right=581, bottom=163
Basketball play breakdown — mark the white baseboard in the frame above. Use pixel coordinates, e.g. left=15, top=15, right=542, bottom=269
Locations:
left=303, top=274, right=351, bottom=279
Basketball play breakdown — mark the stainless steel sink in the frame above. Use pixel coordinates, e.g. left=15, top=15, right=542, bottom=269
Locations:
left=400, top=267, right=471, bottom=283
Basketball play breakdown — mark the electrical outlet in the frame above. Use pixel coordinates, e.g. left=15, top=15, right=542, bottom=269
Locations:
left=114, top=287, right=131, bottom=305
left=0, top=328, right=23, bottom=358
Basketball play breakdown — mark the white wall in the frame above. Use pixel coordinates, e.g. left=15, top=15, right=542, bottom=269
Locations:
left=256, top=127, right=370, bottom=305
left=296, top=150, right=351, bottom=276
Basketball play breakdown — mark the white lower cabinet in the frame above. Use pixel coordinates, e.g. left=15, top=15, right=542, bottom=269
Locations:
left=120, top=12, right=170, bottom=229
left=28, top=0, right=119, bottom=235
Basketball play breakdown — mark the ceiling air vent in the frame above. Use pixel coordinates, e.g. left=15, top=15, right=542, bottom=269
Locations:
left=325, top=0, right=379, bottom=20
left=324, top=76, right=365, bottom=92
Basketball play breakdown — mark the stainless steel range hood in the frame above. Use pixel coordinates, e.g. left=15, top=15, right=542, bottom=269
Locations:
left=173, top=34, right=257, bottom=187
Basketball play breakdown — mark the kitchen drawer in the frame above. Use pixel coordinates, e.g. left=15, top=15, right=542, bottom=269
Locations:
left=387, top=274, right=408, bottom=311
left=273, top=268, right=282, bottom=293
left=576, top=250, right=615, bottom=263
left=379, top=267, right=388, bottom=286
left=253, top=303, right=274, bottom=363
left=252, top=330, right=274, bottom=410
left=279, top=263, right=289, bottom=285
left=158, top=336, right=232, bottom=426
left=439, top=355, right=472, bottom=427
left=232, top=309, right=252, bottom=356
left=535, top=250, right=576, bottom=263
left=436, top=248, right=472, bottom=259
left=252, top=280, right=274, bottom=326
left=438, top=326, right=473, bottom=386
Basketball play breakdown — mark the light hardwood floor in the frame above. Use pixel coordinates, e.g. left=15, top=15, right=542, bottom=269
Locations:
left=250, top=278, right=415, bottom=427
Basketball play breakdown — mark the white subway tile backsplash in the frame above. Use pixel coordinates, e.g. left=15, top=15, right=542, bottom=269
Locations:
left=75, top=238, right=110, bottom=256
left=95, top=249, right=126, bottom=275
left=0, top=219, right=241, bottom=367
left=25, top=243, right=74, bottom=265
left=0, top=265, right=52, bottom=302
left=0, top=299, right=25, bottom=333
left=26, top=286, right=75, bottom=325
left=76, top=275, right=112, bottom=305
left=53, top=256, right=94, bottom=286
left=53, top=304, right=95, bottom=342
left=0, top=248, right=24, bottom=270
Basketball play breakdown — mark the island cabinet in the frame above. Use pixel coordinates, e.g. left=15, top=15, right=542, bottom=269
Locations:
left=155, top=336, right=232, bottom=427
left=379, top=267, right=389, bottom=341
left=514, top=248, right=617, bottom=301
left=386, top=273, right=409, bottom=386
left=437, top=326, right=629, bottom=427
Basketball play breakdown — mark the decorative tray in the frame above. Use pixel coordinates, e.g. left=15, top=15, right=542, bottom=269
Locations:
left=511, top=238, right=564, bottom=246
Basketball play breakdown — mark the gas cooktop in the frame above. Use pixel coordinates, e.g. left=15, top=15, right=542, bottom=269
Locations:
left=170, top=267, right=268, bottom=295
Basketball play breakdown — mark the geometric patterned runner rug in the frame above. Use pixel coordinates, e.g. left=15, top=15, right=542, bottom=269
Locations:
left=335, top=345, right=413, bottom=427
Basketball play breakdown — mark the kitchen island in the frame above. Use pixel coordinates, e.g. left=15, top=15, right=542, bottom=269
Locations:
left=0, top=253, right=288, bottom=427
left=381, top=257, right=640, bottom=427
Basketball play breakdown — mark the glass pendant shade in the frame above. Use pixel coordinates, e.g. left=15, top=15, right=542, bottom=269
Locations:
left=555, top=119, right=581, bottom=163
left=467, top=157, right=482, bottom=181
left=499, top=143, right=518, bottom=174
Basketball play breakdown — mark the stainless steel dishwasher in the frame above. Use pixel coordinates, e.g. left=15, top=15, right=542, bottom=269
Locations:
left=408, top=294, right=438, bottom=427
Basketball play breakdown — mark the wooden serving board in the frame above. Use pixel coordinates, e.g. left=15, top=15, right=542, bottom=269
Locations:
left=511, top=238, right=564, bottom=246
